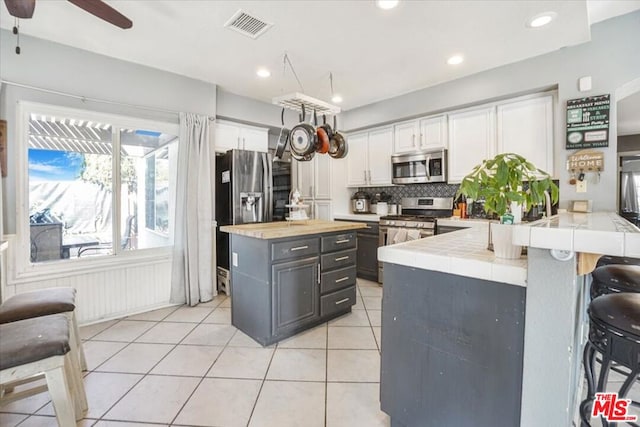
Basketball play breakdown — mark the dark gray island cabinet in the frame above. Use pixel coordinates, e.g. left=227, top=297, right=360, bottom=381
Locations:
left=380, top=262, right=526, bottom=427
left=222, top=221, right=365, bottom=346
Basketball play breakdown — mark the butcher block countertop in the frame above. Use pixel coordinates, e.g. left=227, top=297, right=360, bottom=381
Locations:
left=220, top=220, right=367, bottom=239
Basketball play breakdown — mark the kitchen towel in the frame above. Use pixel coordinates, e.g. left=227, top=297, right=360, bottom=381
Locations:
left=393, top=229, right=408, bottom=244
left=406, top=229, right=421, bottom=241
left=386, top=228, right=399, bottom=245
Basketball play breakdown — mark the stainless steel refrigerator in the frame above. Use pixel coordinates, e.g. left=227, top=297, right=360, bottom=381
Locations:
left=216, top=149, right=273, bottom=272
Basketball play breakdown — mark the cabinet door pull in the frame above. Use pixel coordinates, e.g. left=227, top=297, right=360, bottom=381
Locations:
left=335, top=256, right=350, bottom=262
left=335, top=239, right=350, bottom=244
left=412, top=134, right=416, bottom=146
left=317, top=264, right=321, bottom=284
left=335, top=297, right=351, bottom=305
left=291, top=245, right=309, bottom=251
left=335, top=276, right=350, bottom=283
left=363, top=170, right=367, bottom=182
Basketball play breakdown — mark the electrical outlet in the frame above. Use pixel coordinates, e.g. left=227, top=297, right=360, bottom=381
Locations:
left=576, top=180, right=587, bottom=193
left=232, top=252, right=238, bottom=267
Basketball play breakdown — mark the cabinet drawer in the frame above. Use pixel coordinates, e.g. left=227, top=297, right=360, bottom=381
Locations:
left=321, top=232, right=356, bottom=252
left=321, top=265, right=357, bottom=294
left=321, top=285, right=357, bottom=317
left=272, top=237, right=320, bottom=262
left=321, top=248, right=356, bottom=272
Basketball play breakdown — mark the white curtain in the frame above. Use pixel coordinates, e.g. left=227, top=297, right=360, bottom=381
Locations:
left=171, top=113, right=215, bottom=306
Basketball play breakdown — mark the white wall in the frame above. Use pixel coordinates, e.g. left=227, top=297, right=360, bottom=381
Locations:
left=342, top=11, right=640, bottom=211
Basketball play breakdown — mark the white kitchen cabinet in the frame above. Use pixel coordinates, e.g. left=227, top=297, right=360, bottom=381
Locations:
left=367, top=127, right=393, bottom=186
left=313, top=154, right=332, bottom=199
left=346, top=132, right=369, bottom=187
left=213, top=121, right=268, bottom=153
left=393, top=116, right=447, bottom=154
left=313, top=200, right=333, bottom=221
left=292, top=153, right=332, bottom=220
left=447, top=107, right=495, bottom=183
left=346, top=127, right=393, bottom=187
left=393, top=121, right=419, bottom=154
left=419, top=116, right=447, bottom=150
left=497, top=95, right=554, bottom=175
left=293, top=154, right=331, bottom=201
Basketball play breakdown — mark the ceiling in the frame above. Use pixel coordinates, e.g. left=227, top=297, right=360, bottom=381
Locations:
left=1, top=1, right=639, bottom=111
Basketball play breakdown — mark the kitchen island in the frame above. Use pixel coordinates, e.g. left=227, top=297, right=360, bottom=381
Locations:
left=220, top=220, right=367, bottom=346
left=377, top=212, right=639, bottom=427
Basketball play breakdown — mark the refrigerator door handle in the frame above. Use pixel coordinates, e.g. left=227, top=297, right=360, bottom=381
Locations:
left=263, top=152, right=273, bottom=222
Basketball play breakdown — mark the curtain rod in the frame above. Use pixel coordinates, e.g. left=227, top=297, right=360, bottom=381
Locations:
left=0, top=79, right=215, bottom=120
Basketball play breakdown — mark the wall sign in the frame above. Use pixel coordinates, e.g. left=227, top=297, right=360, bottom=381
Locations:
left=566, top=94, right=610, bottom=149
left=566, top=150, right=604, bottom=172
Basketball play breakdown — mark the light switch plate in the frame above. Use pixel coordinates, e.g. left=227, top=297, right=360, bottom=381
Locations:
left=576, top=180, right=587, bottom=193
left=232, top=252, right=238, bottom=267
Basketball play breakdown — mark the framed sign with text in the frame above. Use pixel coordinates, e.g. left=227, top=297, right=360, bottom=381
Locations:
left=566, top=94, right=610, bottom=149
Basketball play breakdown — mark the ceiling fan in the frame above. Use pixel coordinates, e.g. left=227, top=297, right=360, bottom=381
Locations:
left=4, top=0, right=133, bottom=29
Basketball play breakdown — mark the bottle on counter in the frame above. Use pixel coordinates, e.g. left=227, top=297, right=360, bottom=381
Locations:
left=459, top=195, right=468, bottom=219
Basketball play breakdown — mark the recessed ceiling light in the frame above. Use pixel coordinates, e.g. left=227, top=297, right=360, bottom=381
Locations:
left=332, top=95, right=343, bottom=104
left=527, top=12, right=557, bottom=28
left=447, top=55, right=464, bottom=65
left=376, top=0, right=399, bottom=10
left=256, top=68, right=271, bottom=78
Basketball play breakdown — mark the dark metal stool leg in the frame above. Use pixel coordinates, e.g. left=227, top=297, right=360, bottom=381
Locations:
left=581, top=342, right=597, bottom=426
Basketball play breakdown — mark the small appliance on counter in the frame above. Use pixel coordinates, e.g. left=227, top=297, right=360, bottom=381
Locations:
left=351, top=191, right=371, bottom=213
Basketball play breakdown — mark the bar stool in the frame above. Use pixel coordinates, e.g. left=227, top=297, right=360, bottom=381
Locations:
left=0, top=314, right=88, bottom=426
left=580, top=293, right=640, bottom=426
left=596, top=255, right=640, bottom=268
left=0, top=287, right=87, bottom=371
left=590, top=265, right=640, bottom=299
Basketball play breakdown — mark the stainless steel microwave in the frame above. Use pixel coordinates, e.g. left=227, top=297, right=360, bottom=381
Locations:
left=391, top=149, right=447, bottom=184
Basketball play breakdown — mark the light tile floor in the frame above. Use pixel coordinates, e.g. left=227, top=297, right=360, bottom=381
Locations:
left=0, top=279, right=389, bottom=427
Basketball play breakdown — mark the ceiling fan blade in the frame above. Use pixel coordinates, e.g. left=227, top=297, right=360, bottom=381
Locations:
left=4, top=0, right=35, bottom=18
left=67, top=0, right=132, bottom=29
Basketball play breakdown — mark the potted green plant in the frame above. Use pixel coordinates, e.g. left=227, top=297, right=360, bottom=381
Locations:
left=456, top=153, right=559, bottom=259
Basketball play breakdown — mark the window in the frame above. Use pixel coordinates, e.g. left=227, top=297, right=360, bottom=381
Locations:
left=22, top=103, right=179, bottom=265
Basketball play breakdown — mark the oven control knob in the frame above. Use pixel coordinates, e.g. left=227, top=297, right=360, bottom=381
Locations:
left=417, top=224, right=423, bottom=228
left=389, top=221, right=395, bottom=226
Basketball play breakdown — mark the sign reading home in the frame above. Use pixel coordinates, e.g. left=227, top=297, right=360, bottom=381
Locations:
left=566, top=150, right=604, bottom=172
left=566, top=94, right=610, bottom=149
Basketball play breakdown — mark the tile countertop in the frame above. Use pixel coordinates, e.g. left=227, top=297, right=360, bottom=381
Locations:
left=220, top=219, right=367, bottom=239
left=333, top=213, right=381, bottom=222
left=378, top=222, right=527, bottom=287
left=513, top=212, right=640, bottom=257
left=437, top=217, right=492, bottom=228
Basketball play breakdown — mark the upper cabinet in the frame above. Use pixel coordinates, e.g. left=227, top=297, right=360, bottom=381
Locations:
left=447, top=107, right=495, bottom=184
left=346, top=127, right=393, bottom=187
left=496, top=95, right=554, bottom=176
left=393, top=115, right=447, bottom=154
left=293, top=154, right=332, bottom=200
left=213, top=121, right=268, bottom=153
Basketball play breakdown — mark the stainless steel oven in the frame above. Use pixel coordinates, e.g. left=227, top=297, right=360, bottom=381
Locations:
left=377, top=197, right=453, bottom=283
left=391, top=149, right=447, bottom=184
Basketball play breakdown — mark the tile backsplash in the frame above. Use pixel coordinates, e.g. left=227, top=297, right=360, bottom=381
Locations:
left=356, top=183, right=460, bottom=203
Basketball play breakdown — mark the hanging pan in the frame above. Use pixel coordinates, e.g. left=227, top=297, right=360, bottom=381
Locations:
left=329, top=115, right=348, bottom=159
left=289, top=104, right=317, bottom=160
left=274, top=107, right=289, bottom=160
left=315, top=110, right=330, bottom=154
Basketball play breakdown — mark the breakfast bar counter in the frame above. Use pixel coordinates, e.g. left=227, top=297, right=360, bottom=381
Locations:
left=378, top=212, right=639, bottom=427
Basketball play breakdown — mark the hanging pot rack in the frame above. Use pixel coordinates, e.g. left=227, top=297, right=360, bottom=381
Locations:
left=271, top=53, right=341, bottom=116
